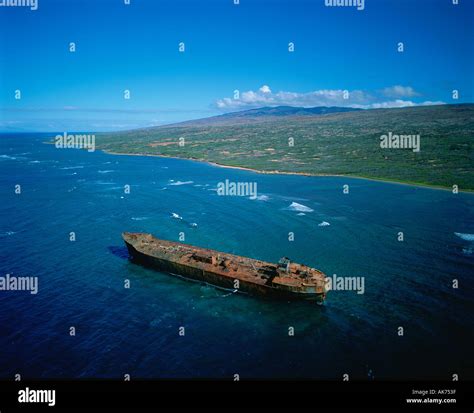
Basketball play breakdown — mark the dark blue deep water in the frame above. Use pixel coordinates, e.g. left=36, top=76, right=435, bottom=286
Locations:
left=1, top=134, right=473, bottom=379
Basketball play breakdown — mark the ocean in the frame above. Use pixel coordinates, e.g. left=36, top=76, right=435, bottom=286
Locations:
left=1, top=133, right=473, bottom=379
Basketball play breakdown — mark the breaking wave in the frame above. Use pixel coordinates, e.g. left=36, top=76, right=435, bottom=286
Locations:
left=169, top=180, right=194, bottom=186
left=0, top=155, right=18, bottom=160
left=287, top=202, right=314, bottom=212
left=318, top=221, right=331, bottom=227
left=455, top=232, right=474, bottom=242
left=252, top=195, right=270, bottom=201
left=94, top=181, right=117, bottom=185
left=0, top=231, right=16, bottom=237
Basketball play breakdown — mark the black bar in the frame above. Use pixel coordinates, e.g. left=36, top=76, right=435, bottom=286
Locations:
left=0, top=380, right=472, bottom=411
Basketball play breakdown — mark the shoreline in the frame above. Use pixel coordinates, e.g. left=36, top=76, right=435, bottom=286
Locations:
left=102, top=150, right=473, bottom=193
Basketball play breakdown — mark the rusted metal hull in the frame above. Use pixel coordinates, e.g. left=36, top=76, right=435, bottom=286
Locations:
left=124, top=239, right=326, bottom=303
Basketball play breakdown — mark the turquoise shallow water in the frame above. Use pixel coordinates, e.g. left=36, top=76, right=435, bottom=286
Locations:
left=0, top=133, right=473, bottom=379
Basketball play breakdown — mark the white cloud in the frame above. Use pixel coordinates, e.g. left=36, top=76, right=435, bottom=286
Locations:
left=216, top=85, right=442, bottom=110
left=361, top=99, right=444, bottom=109
left=419, top=100, right=445, bottom=106
left=366, top=99, right=416, bottom=109
left=216, top=88, right=369, bottom=109
left=381, top=85, right=420, bottom=98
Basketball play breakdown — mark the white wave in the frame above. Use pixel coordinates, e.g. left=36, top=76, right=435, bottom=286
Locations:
left=168, top=180, right=194, bottom=186
left=251, top=195, right=270, bottom=201
left=28, top=160, right=41, bottom=164
left=297, top=213, right=306, bottom=216
left=60, top=166, right=84, bottom=170
left=277, top=195, right=310, bottom=202
left=98, top=170, right=114, bottom=174
left=287, top=202, right=314, bottom=212
left=189, top=222, right=198, bottom=227
left=0, top=154, right=17, bottom=160
left=131, top=217, right=149, bottom=221
left=318, top=221, right=331, bottom=227
left=171, top=212, right=183, bottom=220
left=455, top=232, right=474, bottom=241
left=0, top=231, right=16, bottom=237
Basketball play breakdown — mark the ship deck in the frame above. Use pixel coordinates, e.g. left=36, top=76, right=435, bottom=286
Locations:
left=123, top=232, right=326, bottom=290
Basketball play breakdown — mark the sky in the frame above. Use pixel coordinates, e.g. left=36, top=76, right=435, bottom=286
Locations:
left=0, top=0, right=472, bottom=132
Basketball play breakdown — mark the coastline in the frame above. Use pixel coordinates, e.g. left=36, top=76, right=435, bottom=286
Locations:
left=102, top=149, right=473, bottom=193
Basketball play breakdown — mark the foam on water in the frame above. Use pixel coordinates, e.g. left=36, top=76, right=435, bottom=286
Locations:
left=169, top=180, right=194, bottom=186
left=0, top=154, right=18, bottom=160
left=287, top=202, right=314, bottom=212
left=252, top=195, right=270, bottom=201
left=455, top=232, right=474, bottom=241
left=0, top=231, right=16, bottom=237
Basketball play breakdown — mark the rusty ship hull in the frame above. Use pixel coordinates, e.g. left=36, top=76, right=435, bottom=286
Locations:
left=123, top=232, right=328, bottom=303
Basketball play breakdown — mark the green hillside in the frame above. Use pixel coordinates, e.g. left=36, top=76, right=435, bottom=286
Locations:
left=96, top=104, right=474, bottom=190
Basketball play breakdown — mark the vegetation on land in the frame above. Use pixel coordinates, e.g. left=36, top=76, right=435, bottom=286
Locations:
left=95, top=104, right=474, bottom=190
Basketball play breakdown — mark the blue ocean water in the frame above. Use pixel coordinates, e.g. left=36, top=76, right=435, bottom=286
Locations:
left=0, top=133, right=473, bottom=379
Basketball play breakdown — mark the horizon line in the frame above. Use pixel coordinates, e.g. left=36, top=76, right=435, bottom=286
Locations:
left=0, top=102, right=471, bottom=134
